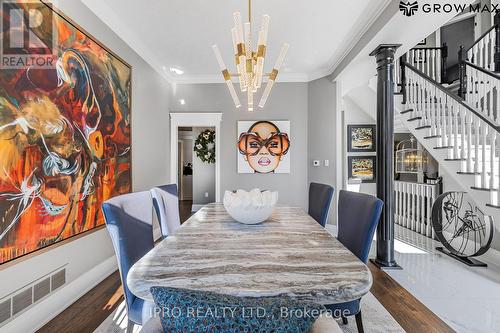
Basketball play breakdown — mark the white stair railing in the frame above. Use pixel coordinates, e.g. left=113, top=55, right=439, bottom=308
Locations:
left=464, top=61, right=500, bottom=126
left=466, top=27, right=496, bottom=71
left=394, top=181, right=439, bottom=238
left=404, top=62, right=500, bottom=207
left=406, top=47, right=445, bottom=83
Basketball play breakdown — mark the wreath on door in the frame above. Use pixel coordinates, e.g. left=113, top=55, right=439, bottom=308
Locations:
left=194, top=129, right=216, bottom=164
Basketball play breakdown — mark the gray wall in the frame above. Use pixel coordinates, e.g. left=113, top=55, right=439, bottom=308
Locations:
left=170, top=83, right=309, bottom=209
left=343, top=98, right=376, bottom=196
left=307, top=77, right=337, bottom=224
left=0, top=1, right=170, bottom=331
left=192, top=127, right=216, bottom=205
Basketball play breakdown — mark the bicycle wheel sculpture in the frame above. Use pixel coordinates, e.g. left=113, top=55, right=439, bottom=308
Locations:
left=432, top=192, right=494, bottom=267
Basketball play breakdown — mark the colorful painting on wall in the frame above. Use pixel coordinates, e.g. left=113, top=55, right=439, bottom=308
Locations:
left=0, top=1, right=132, bottom=264
left=237, top=120, right=290, bottom=174
left=348, top=156, right=376, bottom=183
left=347, top=125, right=376, bottom=152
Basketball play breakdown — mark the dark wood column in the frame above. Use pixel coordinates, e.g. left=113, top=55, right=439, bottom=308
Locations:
left=370, top=44, right=402, bottom=269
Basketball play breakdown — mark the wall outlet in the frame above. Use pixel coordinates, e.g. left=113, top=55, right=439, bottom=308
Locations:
left=204, top=192, right=209, bottom=198
left=313, top=160, right=320, bottom=167
left=324, top=160, right=329, bottom=167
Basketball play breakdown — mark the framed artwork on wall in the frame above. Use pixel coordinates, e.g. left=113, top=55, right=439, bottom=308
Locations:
left=347, top=125, right=376, bottom=152
left=348, top=156, right=376, bottom=183
left=237, top=120, right=290, bottom=174
left=0, top=1, right=132, bottom=265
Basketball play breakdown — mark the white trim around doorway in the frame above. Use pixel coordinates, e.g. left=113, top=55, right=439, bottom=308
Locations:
left=170, top=112, right=222, bottom=202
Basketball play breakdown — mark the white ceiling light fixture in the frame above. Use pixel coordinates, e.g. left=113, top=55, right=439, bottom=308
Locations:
left=179, top=99, right=186, bottom=105
left=212, top=0, right=289, bottom=111
left=170, top=67, right=184, bottom=75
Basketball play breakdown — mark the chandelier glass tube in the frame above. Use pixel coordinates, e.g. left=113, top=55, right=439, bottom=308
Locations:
left=212, top=0, right=289, bottom=111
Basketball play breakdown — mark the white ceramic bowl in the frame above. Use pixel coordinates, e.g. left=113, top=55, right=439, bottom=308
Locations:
left=223, top=189, right=278, bottom=225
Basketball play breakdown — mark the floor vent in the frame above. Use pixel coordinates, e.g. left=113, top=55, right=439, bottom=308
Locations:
left=0, top=265, right=67, bottom=328
left=33, top=278, right=50, bottom=303
left=51, top=269, right=66, bottom=291
left=0, top=300, right=11, bottom=325
left=12, top=288, right=32, bottom=316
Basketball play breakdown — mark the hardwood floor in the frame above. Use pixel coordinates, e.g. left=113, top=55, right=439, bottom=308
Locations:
left=37, top=271, right=123, bottom=333
left=368, top=262, right=455, bottom=333
left=37, top=262, right=455, bottom=333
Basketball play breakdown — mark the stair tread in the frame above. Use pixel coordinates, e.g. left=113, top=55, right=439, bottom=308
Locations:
left=486, top=204, right=500, bottom=209
left=407, top=117, right=422, bottom=122
left=415, top=125, right=431, bottom=130
left=471, top=186, right=497, bottom=192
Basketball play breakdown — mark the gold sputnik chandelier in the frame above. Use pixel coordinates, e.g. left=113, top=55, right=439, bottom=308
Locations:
left=212, top=0, right=289, bottom=111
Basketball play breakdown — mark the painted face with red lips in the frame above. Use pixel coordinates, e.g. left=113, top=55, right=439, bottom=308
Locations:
left=238, top=121, right=290, bottom=173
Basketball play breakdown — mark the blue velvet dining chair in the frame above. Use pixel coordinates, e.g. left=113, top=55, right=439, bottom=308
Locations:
left=151, top=184, right=181, bottom=238
left=308, top=182, right=335, bottom=227
left=102, top=191, right=155, bottom=333
left=325, top=190, right=383, bottom=333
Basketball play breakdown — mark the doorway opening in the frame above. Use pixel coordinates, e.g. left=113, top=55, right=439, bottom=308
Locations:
left=170, top=113, right=222, bottom=222
left=178, top=127, right=193, bottom=222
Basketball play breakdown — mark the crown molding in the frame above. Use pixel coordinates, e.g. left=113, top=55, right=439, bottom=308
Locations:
left=81, top=0, right=174, bottom=83
left=326, top=0, right=393, bottom=75
left=83, top=0, right=390, bottom=85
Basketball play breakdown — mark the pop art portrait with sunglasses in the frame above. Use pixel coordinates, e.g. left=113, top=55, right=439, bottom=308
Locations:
left=237, top=121, right=291, bottom=174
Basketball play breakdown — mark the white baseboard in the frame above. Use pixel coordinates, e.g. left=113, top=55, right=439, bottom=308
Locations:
left=2, top=256, right=118, bottom=333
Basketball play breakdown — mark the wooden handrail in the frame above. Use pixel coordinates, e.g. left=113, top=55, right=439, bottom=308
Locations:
left=464, top=24, right=495, bottom=53
left=464, top=60, right=500, bottom=80
left=403, top=61, right=500, bottom=132
left=412, top=46, right=446, bottom=51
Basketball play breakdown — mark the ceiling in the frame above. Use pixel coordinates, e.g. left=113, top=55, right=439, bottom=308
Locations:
left=82, top=0, right=391, bottom=83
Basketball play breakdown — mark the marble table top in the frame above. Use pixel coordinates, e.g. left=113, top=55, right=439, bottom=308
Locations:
left=127, top=203, right=372, bottom=304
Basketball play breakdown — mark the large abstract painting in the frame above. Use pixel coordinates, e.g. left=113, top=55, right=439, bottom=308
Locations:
left=0, top=1, right=132, bottom=264
left=237, top=120, right=290, bottom=174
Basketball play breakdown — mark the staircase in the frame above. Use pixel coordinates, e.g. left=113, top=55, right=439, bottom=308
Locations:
left=396, top=22, right=500, bottom=223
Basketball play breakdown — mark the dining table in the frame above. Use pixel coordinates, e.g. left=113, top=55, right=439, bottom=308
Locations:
left=127, top=203, right=372, bottom=305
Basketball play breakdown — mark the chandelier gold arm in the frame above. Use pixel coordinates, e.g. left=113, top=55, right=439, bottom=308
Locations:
left=228, top=72, right=276, bottom=77
left=213, top=0, right=287, bottom=111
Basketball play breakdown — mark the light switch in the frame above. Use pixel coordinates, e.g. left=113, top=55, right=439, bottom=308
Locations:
left=324, top=160, right=329, bottom=167
left=313, top=160, right=320, bottom=167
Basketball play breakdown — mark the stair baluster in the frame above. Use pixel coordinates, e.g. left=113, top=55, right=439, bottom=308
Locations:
left=482, top=123, right=488, bottom=188
left=498, top=132, right=500, bottom=206
left=467, top=109, right=473, bottom=172
left=487, top=75, right=493, bottom=121
left=437, top=47, right=442, bottom=83
left=431, top=85, right=437, bottom=137
left=460, top=103, right=466, bottom=161
left=490, top=30, right=496, bottom=70
left=453, top=100, right=459, bottom=159
left=425, top=49, right=430, bottom=79
left=496, top=82, right=500, bottom=125
left=479, top=38, right=485, bottom=69
left=490, top=130, right=496, bottom=190
left=474, top=117, right=480, bottom=174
